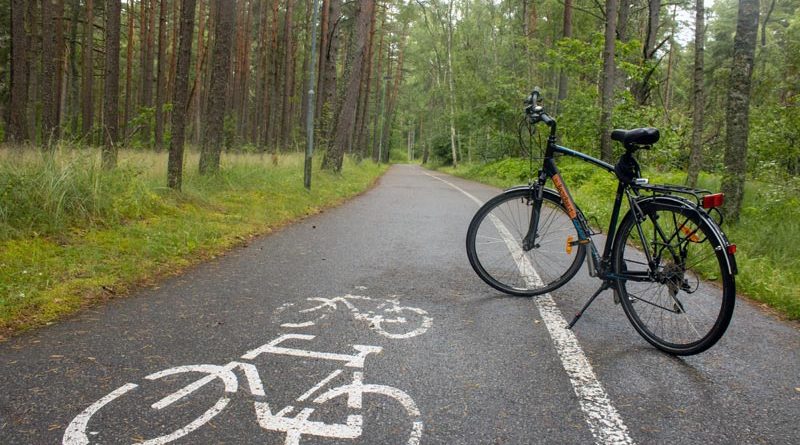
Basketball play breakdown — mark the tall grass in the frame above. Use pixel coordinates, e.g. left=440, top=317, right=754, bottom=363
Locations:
left=0, top=146, right=387, bottom=335
left=436, top=158, right=800, bottom=320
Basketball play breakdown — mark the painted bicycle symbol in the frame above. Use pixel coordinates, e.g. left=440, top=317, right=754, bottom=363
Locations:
left=274, top=295, right=433, bottom=339
left=63, top=334, right=423, bottom=445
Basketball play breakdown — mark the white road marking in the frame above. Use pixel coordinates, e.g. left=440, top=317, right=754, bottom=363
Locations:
left=276, top=295, right=433, bottom=339
left=424, top=170, right=635, bottom=445
left=255, top=403, right=363, bottom=444
left=63, top=383, right=138, bottom=445
left=138, top=397, right=230, bottom=445
left=242, top=334, right=383, bottom=368
left=297, top=369, right=343, bottom=402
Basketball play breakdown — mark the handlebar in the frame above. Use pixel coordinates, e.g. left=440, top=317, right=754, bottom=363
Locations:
left=524, top=87, right=555, bottom=131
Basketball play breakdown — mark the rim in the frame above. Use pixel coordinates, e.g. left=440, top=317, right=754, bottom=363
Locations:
left=617, top=208, right=730, bottom=350
left=469, top=193, right=583, bottom=294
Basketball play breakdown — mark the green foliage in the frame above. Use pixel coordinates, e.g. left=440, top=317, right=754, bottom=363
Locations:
left=0, top=149, right=164, bottom=240
left=0, top=149, right=387, bottom=334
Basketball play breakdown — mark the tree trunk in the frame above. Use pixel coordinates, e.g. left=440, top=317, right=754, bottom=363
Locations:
left=168, top=0, right=181, bottom=103
left=599, top=0, right=619, bottom=163
left=200, top=0, right=236, bottom=174
left=315, top=0, right=331, bottom=120
left=381, top=22, right=408, bottom=163
left=155, top=0, right=169, bottom=150
left=355, top=0, right=378, bottom=159
left=322, top=0, right=374, bottom=172
left=617, top=0, right=630, bottom=41
left=254, top=0, right=269, bottom=147
left=319, top=0, right=342, bottom=139
left=721, top=0, right=759, bottom=222
left=102, top=0, right=122, bottom=169
left=687, top=0, right=706, bottom=187
left=81, top=0, right=95, bottom=140
left=140, top=0, right=157, bottom=145
left=446, top=0, right=458, bottom=168
left=556, top=0, right=573, bottom=113
left=68, top=0, right=81, bottom=136
left=266, top=0, right=282, bottom=150
left=27, top=0, right=41, bottom=143
left=168, top=0, right=198, bottom=190
left=370, top=7, right=386, bottom=161
left=281, top=0, right=297, bottom=148
left=634, top=0, right=661, bottom=105
left=123, top=0, right=135, bottom=140
left=7, top=0, right=29, bottom=143
left=189, top=0, right=207, bottom=145
left=42, top=0, right=65, bottom=148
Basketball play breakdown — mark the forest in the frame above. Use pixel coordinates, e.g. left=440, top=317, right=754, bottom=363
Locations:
left=2, top=0, right=799, bottom=202
left=0, top=0, right=798, bottom=330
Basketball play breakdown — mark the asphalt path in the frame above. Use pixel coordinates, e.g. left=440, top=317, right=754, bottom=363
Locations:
left=1, top=164, right=798, bottom=444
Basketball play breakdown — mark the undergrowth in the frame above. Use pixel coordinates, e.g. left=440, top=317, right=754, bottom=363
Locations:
left=0, top=147, right=387, bottom=336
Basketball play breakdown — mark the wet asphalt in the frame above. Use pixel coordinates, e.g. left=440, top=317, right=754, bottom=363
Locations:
left=0, top=164, right=798, bottom=445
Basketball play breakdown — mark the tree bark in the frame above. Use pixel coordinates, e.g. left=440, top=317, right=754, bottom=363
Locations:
left=381, top=22, right=408, bottom=163
left=687, top=0, right=706, bottom=187
left=8, top=0, right=29, bottom=143
left=280, top=0, right=297, bottom=148
left=200, top=0, right=237, bottom=174
left=189, top=0, right=207, bottom=145
left=81, top=0, right=95, bottom=139
left=265, top=0, right=282, bottom=150
left=370, top=7, right=386, bottom=161
left=42, top=0, right=65, bottom=148
left=446, top=0, right=458, bottom=168
left=319, top=0, right=342, bottom=138
left=155, top=0, right=169, bottom=150
left=355, top=0, right=378, bottom=159
left=556, top=0, right=573, bottom=113
left=315, top=0, right=331, bottom=120
left=322, top=0, right=374, bottom=172
left=102, top=0, right=122, bottom=169
left=68, top=0, right=81, bottom=136
left=123, top=0, right=135, bottom=140
left=721, top=0, right=759, bottom=222
left=599, top=0, right=619, bottom=163
left=168, top=0, right=198, bottom=190
left=634, top=0, right=661, bottom=105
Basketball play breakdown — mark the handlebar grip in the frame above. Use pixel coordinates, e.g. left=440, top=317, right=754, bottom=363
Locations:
left=531, top=87, right=541, bottom=107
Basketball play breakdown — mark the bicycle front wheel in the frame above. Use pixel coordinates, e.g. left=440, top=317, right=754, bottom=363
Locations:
left=613, top=201, right=735, bottom=355
left=466, top=188, right=586, bottom=296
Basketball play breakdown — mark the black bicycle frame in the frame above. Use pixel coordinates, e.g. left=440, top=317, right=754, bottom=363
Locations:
left=524, top=134, right=632, bottom=280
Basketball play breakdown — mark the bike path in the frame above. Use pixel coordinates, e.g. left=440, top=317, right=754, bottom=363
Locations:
left=0, top=164, right=798, bottom=444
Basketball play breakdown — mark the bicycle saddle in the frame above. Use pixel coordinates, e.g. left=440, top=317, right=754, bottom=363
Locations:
left=611, top=128, right=660, bottom=148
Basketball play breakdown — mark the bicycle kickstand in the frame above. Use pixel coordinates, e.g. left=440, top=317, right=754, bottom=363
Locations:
left=567, top=281, right=612, bottom=329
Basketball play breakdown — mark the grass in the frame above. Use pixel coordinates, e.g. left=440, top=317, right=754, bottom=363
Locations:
left=433, top=157, right=800, bottom=320
left=0, top=147, right=387, bottom=337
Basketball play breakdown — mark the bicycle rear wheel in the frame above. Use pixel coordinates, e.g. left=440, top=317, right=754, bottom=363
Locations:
left=613, top=201, right=735, bottom=355
left=466, top=188, right=586, bottom=296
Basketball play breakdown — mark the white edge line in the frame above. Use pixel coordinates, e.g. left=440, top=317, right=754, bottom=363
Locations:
left=425, top=170, right=635, bottom=445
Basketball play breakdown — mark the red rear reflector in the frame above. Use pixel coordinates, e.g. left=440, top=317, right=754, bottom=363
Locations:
left=727, top=244, right=737, bottom=254
left=703, top=193, right=724, bottom=209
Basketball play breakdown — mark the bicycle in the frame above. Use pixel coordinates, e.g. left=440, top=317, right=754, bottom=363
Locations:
left=63, top=334, right=423, bottom=445
left=466, top=88, right=738, bottom=355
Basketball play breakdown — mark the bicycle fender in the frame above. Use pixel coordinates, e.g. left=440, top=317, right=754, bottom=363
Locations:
left=619, top=195, right=737, bottom=276
left=502, top=185, right=563, bottom=205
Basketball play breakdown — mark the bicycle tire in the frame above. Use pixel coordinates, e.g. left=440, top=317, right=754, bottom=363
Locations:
left=466, top=188, right=586, bottom=296
left=613, top=199, right=735, bottom=355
